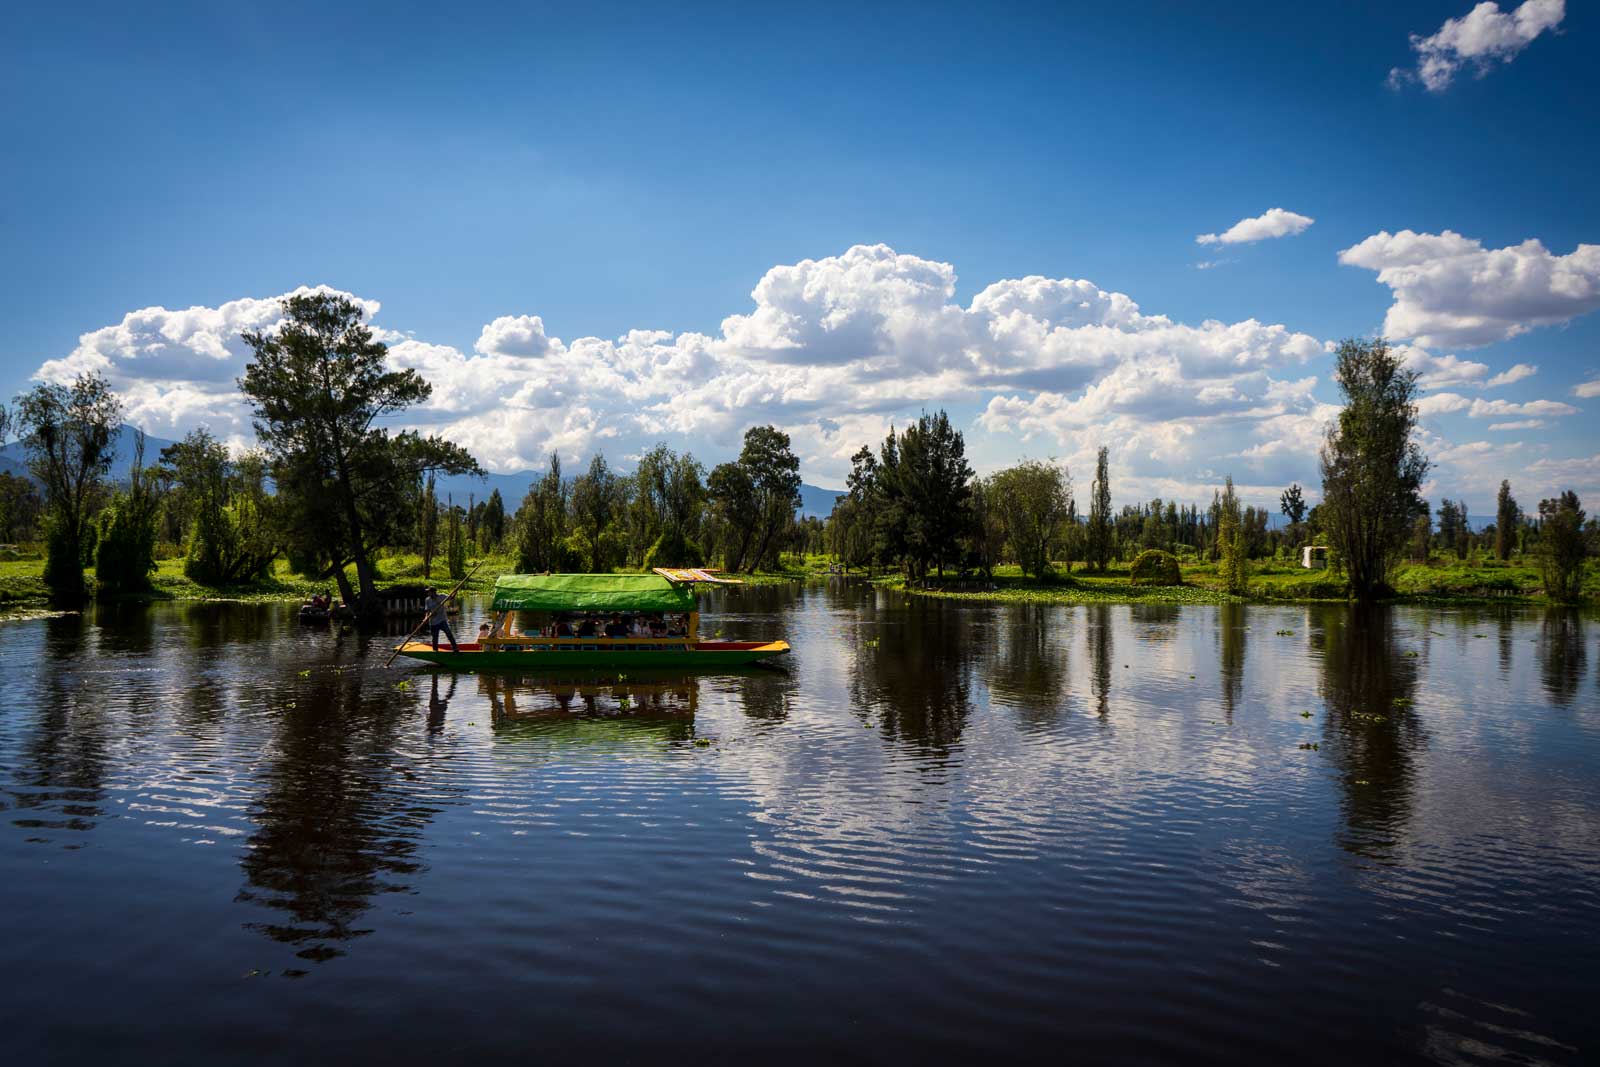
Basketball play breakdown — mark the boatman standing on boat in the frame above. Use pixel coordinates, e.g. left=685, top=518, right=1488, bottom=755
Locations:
left=423, top=586, right=458, bottom=653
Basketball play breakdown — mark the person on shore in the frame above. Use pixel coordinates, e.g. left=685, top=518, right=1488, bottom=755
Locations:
left=423, top=586, right=457, bottom=653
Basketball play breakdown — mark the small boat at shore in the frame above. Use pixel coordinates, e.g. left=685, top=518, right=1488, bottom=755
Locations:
left=393, top=571, right=791, bottom=670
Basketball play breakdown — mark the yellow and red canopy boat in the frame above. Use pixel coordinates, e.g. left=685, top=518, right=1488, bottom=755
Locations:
left=393, top=572, right=791, bottom=670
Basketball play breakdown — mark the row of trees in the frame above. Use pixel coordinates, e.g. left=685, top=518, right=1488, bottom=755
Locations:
left=6, top=305, right=1592, bottom=610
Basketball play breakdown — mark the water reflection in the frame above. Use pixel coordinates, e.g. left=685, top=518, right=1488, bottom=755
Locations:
left=1315, top=605, right=1424, bottom=863
left=10, top=616, right=111, bottom=840
left=1218, top=601, right=1246, bottom=721
left=1087, top=603, right=1112, bottom=717
left=1538, top=609, right=1588, bottom=706
left=235, top=669, right=454, bottom=963
left=987, top=604, right=1072, bottom=723
left=851, top=596, right=976, bottom=751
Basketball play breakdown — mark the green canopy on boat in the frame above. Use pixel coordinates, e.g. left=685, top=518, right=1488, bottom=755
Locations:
left=490, top=573, right=697, bottom=613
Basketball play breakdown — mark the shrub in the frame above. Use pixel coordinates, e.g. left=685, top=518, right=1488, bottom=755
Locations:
left=1129, top=549, right=1181, bottom=586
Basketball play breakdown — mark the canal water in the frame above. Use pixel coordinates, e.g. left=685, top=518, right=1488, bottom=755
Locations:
left=0, top=583, right=1595, bottom=1064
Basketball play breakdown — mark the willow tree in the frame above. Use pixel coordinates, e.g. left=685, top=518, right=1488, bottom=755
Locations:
left=239, top=292, right=481, bottom=618
left=1319, top=338, right=1429, bottom=600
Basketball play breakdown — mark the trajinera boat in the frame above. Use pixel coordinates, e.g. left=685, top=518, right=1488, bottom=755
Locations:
left=393, top=570, right=791, bottom=669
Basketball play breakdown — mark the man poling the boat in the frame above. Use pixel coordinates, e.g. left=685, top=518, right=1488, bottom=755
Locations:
left=423, top=585, right=458, bottom=652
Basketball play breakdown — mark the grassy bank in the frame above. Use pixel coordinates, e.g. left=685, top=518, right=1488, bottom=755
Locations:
left=0, top=549, right=830, bottom=610
left=852, top=557, right=1596, bottom=607
left=0, top=548, right=1587, bottom=612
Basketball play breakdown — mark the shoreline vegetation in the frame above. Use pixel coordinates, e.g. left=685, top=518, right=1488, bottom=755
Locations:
left=0, top=550, right=1591, bottom=614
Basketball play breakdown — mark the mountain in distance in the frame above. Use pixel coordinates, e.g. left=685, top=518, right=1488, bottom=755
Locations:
left=0, top=425, right=849, bottom=518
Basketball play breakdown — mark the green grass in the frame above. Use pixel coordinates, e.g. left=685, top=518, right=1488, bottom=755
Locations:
left=0, top=547, right=1587, bottom=611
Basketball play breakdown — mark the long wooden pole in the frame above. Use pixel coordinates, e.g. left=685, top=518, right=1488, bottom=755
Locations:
left=385, top=558, right=484, bottom=667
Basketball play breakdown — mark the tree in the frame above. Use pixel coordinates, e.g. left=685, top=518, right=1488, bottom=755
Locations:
left=739, top=426, right=803, bottom=573
left=1410, top=505, right=1431, bottom=562
left=1538, top=492, right=1589, bottom=603
left=989, top=459, right=1070, bottom=579
left=16, top=372, right=121, bottom=603
left=162, top=429, right=277, bottom=586
left=94, top=431, right=161, bottom=597
left=1280, top=483, right=1307, bottom=526
left=1495, top=480, right=1520, bottom=561
left=515, top=453, right=568, bottom=573
left=1217, top=476, right=1248, bottom=595
left=416, top=474, right=439, bottom=578
left=0, top=472, right=42, bottom=543
left=1436, top=499, right=1461, bottom=557
left=1086, top=446, right=1113, bottom=571
left=707, top=460, right=758, bottom=571
left=239, top=292, right=481, bottom=617
left=1318, top=338, right=1429, bottom=600
left=445, top=496, right=466, bottom=579
left=481, top=488, right=506, bottom=551
left=569, top=453, right=622, bottom=572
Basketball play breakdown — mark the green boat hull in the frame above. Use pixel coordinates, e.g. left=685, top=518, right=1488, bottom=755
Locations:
left=396, top=641, right=790, bottom=671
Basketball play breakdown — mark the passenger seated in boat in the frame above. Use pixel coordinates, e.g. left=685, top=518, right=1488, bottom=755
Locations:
left=477, top=622, right=491, bottom=642
left=649, top=617, right=667, bottom=638
left=576, top=617, right=597, bottom=638
left=604, top=615, right=628, bottom=638
left=555, top=616, right=574, bottom=637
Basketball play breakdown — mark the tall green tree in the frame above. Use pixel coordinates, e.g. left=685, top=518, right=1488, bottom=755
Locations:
left=707, top=460, right=758, bottom=571
left=1538, top=492, right=1589, bottom=603
left=739, top=426, right=803, bottom=573
left=16, top=372, right=122, bottom=603
left=516, top=452, right=569, bottom=573
left=1495, top=479, right=1520, bottom=561
left=1318, top=338, right=1429, bottom=600
left=1217, top=475, right=1247, bottom=594
left=238, top=292, right=481, bottom=617
left=569, top=453, right=623, bottom=572
left=481, top=488, right=506, bottom=551
left=416, top=474, right=439, bottom=578
left=1086, top=446, right=1113, bottom=572
left=445, top=496, right=466, bottom=579
left=989, top=459, right=1071, bottom=579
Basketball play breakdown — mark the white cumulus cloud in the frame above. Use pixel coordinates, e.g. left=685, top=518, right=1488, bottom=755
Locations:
left=1574, top=377, right=1600, bottom=399
left=1196, top=208, right=1315, bottom=246
left=1389, top=0, right=1565, bottom=92
left=1339, top=229, right=1600, bottom=348
left=28, top=243, right=1593, bottom=508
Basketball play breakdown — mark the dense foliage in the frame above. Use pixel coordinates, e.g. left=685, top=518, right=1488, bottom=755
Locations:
left=1319, top=338, right=1429, bottom=600
left=239, top=293, right=482, bottom=616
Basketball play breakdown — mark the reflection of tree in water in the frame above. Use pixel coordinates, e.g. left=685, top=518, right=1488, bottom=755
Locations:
left=1218, top=602, right=1246, bottom=722
left=1086, top=604, right=1112, bottom=718
left=10, top=615, right=111, bottom=839
left=986, top=603, right=1072, bottom=727
left=850, top=595, right=976, bottom=751
left=1129, top=602, right=1179, bottom=642
left=237, top=670, right=451, bottom=963
left=1537, top=609, right=1587, bottom=707
left=1314, top=604, right=1424, bottom=863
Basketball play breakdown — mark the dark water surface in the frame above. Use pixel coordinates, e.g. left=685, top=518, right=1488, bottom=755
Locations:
left=1, top=584, right=1597, bottom=1065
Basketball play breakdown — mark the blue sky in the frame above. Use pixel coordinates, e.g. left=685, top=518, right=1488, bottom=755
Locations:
left=3, top=0, right=1596, bottom=511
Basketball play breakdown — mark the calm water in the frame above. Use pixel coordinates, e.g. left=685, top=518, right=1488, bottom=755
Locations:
left=1, top=584, right=1596, bottom=1065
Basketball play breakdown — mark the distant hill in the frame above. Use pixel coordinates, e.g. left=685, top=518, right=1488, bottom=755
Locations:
left=0, top=424, right=178, bottom=483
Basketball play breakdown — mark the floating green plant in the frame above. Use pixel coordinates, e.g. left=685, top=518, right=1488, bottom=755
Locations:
left=1274, top=629, right=1294, bottom=636
left=1297, top=742, right=1320, bottom=751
